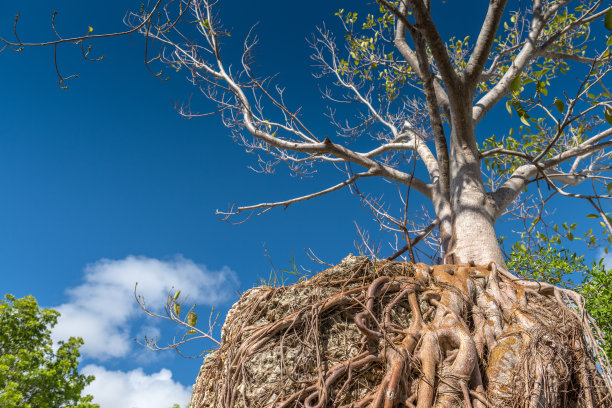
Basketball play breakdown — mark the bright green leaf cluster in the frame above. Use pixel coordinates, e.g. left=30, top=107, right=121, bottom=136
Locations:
left=446, top=36, right=471, bottom=70
left=508, top=242, right=583, bottom=288
left=334, top=5, right=413, bottom=100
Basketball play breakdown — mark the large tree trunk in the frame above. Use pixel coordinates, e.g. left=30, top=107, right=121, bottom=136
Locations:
left=448, top=184, right=504, bottom=267
left=189, top=256, right=611, bottom=408
left=442, top=92, right=505, bottom=267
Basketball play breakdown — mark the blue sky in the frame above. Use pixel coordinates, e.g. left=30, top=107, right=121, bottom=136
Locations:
left=0, top=1, right=610, bottom=407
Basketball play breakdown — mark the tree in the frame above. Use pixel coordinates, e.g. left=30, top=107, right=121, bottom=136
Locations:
left=3, top=0, right=612, bottom=406
left=508, top=243, right=612, bottom=360
left=0, top=294, right=98, bottom=408
left=130, top=0, right=612, bottom=268
left=581, top=257, right=612, bottom=360
left=154, top=0, right=607, bottom=267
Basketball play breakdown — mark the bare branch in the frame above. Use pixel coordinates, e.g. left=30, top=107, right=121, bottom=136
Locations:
left=473, top=0, right=574, bottom=124
left=217, top=170, right=377, bottom=218
left=465, top=0, right=509, bottom=86
left=540, top=51, right=612, bottom=64
left=588, top=198, right=612, bottom=237
left=492, top=128, right=612, bottom=218
left=387, top=220, right=438, bottom=261
left=1, top=0, right=166, bottom=86
left=405, top=0, right=459, bottom=92
left=381, top=0, right=450, bottom=109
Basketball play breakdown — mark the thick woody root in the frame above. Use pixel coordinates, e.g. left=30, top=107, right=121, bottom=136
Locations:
left=190, top=256, right=612, bottom=408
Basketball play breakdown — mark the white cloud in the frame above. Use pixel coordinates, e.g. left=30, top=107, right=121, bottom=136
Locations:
left=601, top=249, right=612, bottom=269
left=82, top=364, right=191, bottom=408
left=52, top=255, right=237, bottom=360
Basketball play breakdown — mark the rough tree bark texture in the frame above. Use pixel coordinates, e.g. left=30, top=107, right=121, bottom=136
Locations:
left=189, top=256, right=610, bottom=408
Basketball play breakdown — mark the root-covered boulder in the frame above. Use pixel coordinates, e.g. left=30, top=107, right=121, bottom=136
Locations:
left=189, top=256, right=611, bottom=407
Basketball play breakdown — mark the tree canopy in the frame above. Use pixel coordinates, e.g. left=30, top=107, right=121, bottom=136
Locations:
left=0, top=294, right=97, bottom=408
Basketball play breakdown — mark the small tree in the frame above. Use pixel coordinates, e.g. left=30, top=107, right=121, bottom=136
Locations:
left=581, top=257, right=612, bottom=361
left=509, top=243, right=612, bottom=358
left=0, top=294, right=98, bottom=408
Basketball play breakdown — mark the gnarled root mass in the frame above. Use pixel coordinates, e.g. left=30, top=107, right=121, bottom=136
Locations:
left=190, top=256, right=612, bottom=408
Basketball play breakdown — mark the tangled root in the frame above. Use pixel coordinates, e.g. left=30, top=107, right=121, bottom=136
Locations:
left=190, top=256, right=612, bottom=408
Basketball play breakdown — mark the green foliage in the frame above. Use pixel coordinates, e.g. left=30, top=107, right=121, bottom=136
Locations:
left=334, top=4, right=413, bottom=100
left=508, top=242, right=584, bottom=288
left=605, top=108, right=612, bottom=125
left=605, top=8, right=612, bottom=31
left=581, top=258, right=612, bottom=362
left=0, top=294, right=98, bottom=408
left=508, top=245, right=612, bottom=361
left=493, top=202, right=610, bottom=258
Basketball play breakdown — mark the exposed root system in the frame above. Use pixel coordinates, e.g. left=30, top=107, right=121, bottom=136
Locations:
left=190, top=256, right=612, bottom=408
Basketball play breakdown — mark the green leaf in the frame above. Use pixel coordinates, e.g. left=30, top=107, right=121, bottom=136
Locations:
left=605, top=109, right=612, bottom=126
left=554, top=98, right=565, bottom=113
left=173, top=303, right=181, bottom=317
left=605, top=8, right=612, bottom=31
left=187, top=311, right=197, bottom=327
left=173, top=290, right=181, bottom=300
left=519, top=114, right=530, bottom=127
left=587, top=214, right=600, bottom=218
left=510, top=75, right=522, bottom=93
